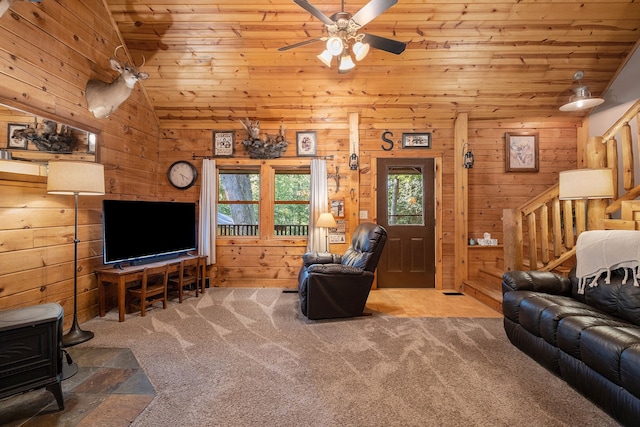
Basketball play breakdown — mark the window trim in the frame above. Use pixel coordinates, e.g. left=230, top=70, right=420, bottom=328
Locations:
left=216, top=159, right=311, bottom=241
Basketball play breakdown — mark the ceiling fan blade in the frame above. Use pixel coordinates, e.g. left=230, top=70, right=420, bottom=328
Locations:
left=351, top=0, right=398, bottom=27
left=278, top=38, right=325, bottom=52
left=293, top=0, right=335, bottom=26
left=362, top=33, right=406, bottom=55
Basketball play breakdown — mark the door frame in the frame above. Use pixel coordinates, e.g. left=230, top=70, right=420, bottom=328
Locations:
left=371, top=152, right=443, bottom=290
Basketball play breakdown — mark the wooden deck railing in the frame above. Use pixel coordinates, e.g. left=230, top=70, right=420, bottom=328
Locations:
left=503, top=98, right=640, bottom=273
left=217, top=224, right=308, bottom=236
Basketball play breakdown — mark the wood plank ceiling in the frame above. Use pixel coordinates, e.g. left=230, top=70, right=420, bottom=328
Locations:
left=105, top=0, right=640, bottom=129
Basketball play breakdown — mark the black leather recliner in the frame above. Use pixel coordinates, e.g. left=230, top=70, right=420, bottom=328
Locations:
left=298, top=222, right=387, bottom=320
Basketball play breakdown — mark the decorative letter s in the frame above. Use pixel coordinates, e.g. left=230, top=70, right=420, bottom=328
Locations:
left=381, top=131, right=394, bottom=151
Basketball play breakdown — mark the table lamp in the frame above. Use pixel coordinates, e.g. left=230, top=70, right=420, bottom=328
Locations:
left=316, top=212, right=337, bottom=253
left=47, top=160, right=105, bottom=346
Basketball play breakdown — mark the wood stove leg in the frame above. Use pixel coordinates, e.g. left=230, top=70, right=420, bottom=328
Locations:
left=46, top=381, right=64, bottom=410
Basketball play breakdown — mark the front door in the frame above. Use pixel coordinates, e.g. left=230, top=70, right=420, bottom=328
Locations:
left=376, top=158, right=435, bottom=288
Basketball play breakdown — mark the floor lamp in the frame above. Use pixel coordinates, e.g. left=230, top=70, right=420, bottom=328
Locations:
left=316, top=212, right=337, bottom=253
left=47, top=160, right=105, bottom=347
left=559, top=168, right=614, bottom=232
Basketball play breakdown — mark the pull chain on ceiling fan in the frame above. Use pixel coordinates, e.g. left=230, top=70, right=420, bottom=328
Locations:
left=278, top=0, right=406, bottom=73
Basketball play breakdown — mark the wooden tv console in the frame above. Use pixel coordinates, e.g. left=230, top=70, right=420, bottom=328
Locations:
left=96, top=255, right=206, bottom=322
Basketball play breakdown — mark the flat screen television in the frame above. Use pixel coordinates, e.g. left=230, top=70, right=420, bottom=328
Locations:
left=102, top=200, right=197, bottom=265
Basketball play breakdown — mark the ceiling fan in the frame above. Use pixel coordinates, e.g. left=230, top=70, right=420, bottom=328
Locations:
left=278, top=0, right=406, bottom=73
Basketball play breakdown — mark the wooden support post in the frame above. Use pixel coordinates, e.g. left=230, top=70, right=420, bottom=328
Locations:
left=622, top=124, right=634, bottom=190
left=348, top=112, right=360, bottom=223
left=502, top=208, right=523, bottom=271
left=454, top=113, right=469, bottom=289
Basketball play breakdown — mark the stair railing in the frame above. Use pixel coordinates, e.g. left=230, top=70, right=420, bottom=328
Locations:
left=503, top=98, right=640, bottom=273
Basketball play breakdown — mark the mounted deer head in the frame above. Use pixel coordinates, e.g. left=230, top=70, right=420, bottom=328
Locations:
left=85, top=45, right=149, bottom=119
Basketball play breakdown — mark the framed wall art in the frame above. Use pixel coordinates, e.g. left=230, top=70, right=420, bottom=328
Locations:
left=7, top=123, right=28, bottom=149
left=505, top=132, right=539, bottom=172
left=296, top=131, right=317, bottom=156
left=330, top=198, right=345, bottom=218
left=402, top=132, right=431, bottom=148
left=213, top=130, right=235, bottom=157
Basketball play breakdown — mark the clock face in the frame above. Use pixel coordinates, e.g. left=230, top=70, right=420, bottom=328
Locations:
left=168, top=161, right=197, bottom=189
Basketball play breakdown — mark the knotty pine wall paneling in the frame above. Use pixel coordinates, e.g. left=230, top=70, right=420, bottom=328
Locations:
left=159, top=115, right=581, bottom=291
left=467, top=120, right=580, bottom=245
left=159, top=122, right=354, bottom=288
left=0, top=0, right=160, bottom=327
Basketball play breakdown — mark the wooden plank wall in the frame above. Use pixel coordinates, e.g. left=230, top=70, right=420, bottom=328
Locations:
left=159, top=117, right=580, bottom=291
left=159, top=124, right=355, bottom=289
left=0, top=0, right=160, bottom=327
left=0, top=1, right=584, bottom=322
left=467, top=120, right=580, bottom=245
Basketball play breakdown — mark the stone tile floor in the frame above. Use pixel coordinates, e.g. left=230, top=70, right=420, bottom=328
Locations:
left=0, top=347, right=155, bottom=426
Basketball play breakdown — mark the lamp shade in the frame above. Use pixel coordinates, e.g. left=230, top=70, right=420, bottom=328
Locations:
left=352, top=41, right=370, bottom=61
left=317, top=49, right=333, bottom=68
left=47, top=161, right=105, bottom=195
left=559, top=86, right=605, bottom=112
left=338, top=53, right=356, bottom=73
left=316, top=212, right=337, bottom=228
left=559, top=168, right=614, bottom=200
left=326, top=37, right=344, bottom=56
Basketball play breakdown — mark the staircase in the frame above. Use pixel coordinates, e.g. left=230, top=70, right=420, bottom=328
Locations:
left=463, top=99, right=640, bottom=312
left=462, top=259, right=504, bottom=313
left=462, top=253, right=573, bottom=314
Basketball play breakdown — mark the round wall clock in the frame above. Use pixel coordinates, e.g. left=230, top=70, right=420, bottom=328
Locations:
left=167, top=160, right=198, bottom=190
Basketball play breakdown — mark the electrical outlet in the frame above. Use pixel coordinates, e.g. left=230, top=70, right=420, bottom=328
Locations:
left=359, top=210, right=368, bottom=219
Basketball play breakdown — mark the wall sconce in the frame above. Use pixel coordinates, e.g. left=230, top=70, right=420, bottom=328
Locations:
left=349, top=153, right=359, bottom=170
left=463, top=143, right=474, bottom=168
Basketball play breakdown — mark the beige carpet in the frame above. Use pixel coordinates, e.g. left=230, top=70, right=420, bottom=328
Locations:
left=79, top=288, right=619, bottom=427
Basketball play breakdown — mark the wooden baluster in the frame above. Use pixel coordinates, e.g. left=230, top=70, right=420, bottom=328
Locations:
left=622, top=123, right=634, bottom=190
left=607, top=137, right=618, bottom=199
left=552, top=198, right=563, bottom=255
left=563, top=200, right=575, bottom=249
left=540, top=204, right=549, bottom=264
left=528, top=212, right=538, bottom=269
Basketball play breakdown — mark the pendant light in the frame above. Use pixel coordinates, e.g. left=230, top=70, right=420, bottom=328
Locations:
left=559, top=71, right=605, bottom=112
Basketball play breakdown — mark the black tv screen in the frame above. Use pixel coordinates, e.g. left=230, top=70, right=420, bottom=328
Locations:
left=102, top=200, right=197, bottom=265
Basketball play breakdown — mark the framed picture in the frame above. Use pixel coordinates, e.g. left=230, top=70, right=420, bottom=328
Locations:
left=7, top=123, right=28, bottom=149
left=213, top=131, right=235, bottom=157
left=296, top=131, right=317, bottom=156
left=505, top=132, right=539, bottom=172
left=402, top=132, right=431, bottom=148
left=330, top=199, right=345, bottom=218
left=329, top=220, right=346, bottom=243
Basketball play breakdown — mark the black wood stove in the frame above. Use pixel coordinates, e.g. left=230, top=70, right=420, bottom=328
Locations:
left=0, top=303, right=75, bottom=410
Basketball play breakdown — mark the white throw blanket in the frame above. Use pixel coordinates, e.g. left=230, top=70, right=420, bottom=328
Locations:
left=575, top=230, right=640, bottom=294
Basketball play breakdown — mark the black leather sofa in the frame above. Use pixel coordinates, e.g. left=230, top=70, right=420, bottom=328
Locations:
left=298, top=222, right=387, bottom=320
left=502, top=267, right=640, bottom=425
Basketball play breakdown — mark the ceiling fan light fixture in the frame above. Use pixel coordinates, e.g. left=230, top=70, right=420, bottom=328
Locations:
left=326, top=36, right=344, bottom=56
left=338, top=53, right=356, bottom=73
left=352, top=41, right=370, bottom=61
left=559, top=71, right=605, bottom=112
left=317, top=49, right=334, bottom=68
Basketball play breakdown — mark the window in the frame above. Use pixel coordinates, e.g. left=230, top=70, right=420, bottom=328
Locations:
left=387, top=166, right=424, bottom=225
left=218, top=169, right=260, bottom=236
left=217, top=164, right=310, bottom=238
left=274, top=171, right=310, bottom=236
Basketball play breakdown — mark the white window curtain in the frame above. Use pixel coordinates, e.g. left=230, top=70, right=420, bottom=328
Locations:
left=198, top=159, right=217, bottom=265
left=307, top=158, right=327, bottom=252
